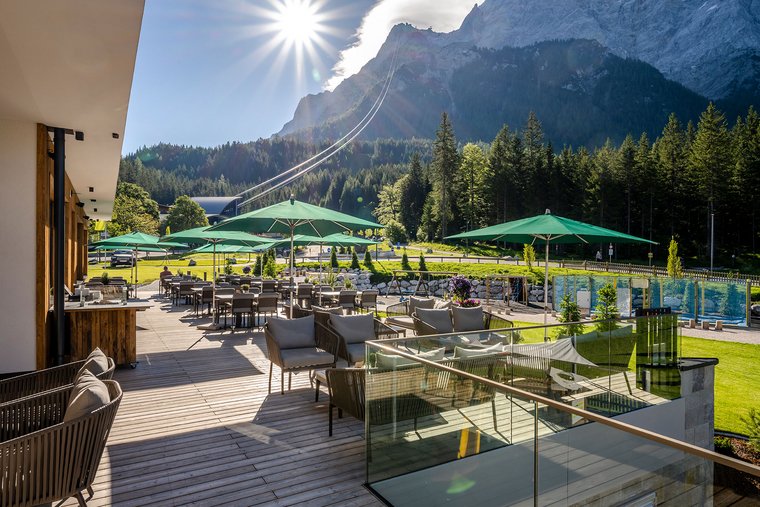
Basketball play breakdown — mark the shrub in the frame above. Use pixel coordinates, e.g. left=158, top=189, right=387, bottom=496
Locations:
left=100, top=272, right=110, bottom=284
left=242, top=265, right=251, bottom=274
left=714, top=436, right=732, bottom=454
left=595, top=283, right=619, bottom=332
left=263, top=256, right=277, bottom=278
left=254, top=255, right=262, bottom=275
left=363, top=249, right=373, bottom=268
left=667, top=238, right=683, bottom=278
left=523, top=244, right=536, bottom=271
left=557, top=294, right=584, bottom=337
left=345, top=277, right=353, bottom=289
left=418, top=253, right=428, bottom=272
left=401, top=251, right=412, bottom=271
left=330, top=248, right=339, bottom=269
left=350, top=251, right=360, bottom=270
left=740, top=408, right=760, bottom=452
left=224, top=259, right=234, bottom=275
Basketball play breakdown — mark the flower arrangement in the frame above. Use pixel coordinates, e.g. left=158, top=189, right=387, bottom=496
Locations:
left=449, top=275, right=479, bottom=307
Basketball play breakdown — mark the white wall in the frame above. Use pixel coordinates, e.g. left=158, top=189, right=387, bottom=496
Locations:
left=0, top=120, right=37, bottom=373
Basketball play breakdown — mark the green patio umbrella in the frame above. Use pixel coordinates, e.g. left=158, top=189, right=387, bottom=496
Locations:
left=209, top=197, right=381, bottom=315
left=446, top=209, right=656, bottom=335
left=90, top=232, right=188, bottom=295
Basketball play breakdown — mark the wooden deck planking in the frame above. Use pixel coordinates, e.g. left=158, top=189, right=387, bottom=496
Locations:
left=61, top=298, right=379, bottom=507
left=61, top=294, right=674, bottom=506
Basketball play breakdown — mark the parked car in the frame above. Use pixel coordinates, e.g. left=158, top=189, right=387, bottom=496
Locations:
left=110, top=250, right=136, bottom=267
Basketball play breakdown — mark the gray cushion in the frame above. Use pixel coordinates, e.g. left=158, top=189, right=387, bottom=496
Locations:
left=330, top=313, right=375, bottom=344
left=64, top=370, right=110, bottom=422
left=415, top=308, right=454, bottom=333
left=267, top=315, right=315, bottom=349
left=385, top=316, right=414, bottom=329
left=453, top=342, right=505, bottom=359
left=452, top=305, right=484, bottom=332
left=280, top=347, right=334, bottom=369
left=346, top=343, right=367, bottom=363
left=375, top=347, right=445, bottom=369
left=408, top=296, right=435, bottom=316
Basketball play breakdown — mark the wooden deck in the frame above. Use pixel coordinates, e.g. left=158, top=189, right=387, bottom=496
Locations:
left=62, top=290, right=672, bottom=506
left=62, top=294, right=380, bottom=507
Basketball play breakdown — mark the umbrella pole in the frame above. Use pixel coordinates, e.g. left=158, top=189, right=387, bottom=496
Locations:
left=290, top=224, right=295, bottom=318
left=544, top=241, right=550, bottom=341
left=133, top=246, right=137, bottom=299
left=319, top=244, right=324, bottom=304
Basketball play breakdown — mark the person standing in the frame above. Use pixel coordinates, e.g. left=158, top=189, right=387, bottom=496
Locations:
left=595, top=250, right=603, bottom=262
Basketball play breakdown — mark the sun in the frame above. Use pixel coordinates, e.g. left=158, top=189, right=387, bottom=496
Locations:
left=273, top=0, right=320, bottom=49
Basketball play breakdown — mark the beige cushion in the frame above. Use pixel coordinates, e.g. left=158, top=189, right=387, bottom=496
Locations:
left=454, top=342, right=505, bottom=359
left=452, top=305, right=484, bottom=332
left=408, top=296, right=435, bottom=316
left=330, top=313, right=375, bottom=344
left=375, top=347, right=445, bottom=369
left=267, top=315, right=315, bottom=349
left=82, top=347, right=109, bottom=375
left=415, top=308, right=454, bottom=333
left=280, top=347, right=334, bottom=369
left=64, top=371, right=110, bottom=422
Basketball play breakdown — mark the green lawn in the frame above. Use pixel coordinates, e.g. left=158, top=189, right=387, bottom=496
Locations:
left=681, top=336, right=760, bottom=434
left=512, top=321, right=759, bottom=434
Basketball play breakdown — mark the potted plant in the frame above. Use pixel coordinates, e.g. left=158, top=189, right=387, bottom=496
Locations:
left=242, top=266, right=251, bottom=275
left=449, top=275, right=479, bottom=307
left=100, top=272, right=110, bottom=285
left=241, top=284, right=250, bottom=293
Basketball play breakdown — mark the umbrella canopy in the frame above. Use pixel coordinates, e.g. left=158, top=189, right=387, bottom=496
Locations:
left=209, top=197, right=382, bottom=316
left=446, top=210, right=656, bottom=337
left=162, top=226, right=272, bottom=247
left=189, top=243, right=270, bottom=254
left=268, top=233, right=380, bottom=248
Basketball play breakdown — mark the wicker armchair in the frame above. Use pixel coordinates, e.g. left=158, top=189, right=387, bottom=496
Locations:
left=0, top=357, right=115, bottom=404
left=264, top=315, right=339, bottom=395
left=412, top=308, right=514, bottom=336
left=0, top=380, right=122, bottom=506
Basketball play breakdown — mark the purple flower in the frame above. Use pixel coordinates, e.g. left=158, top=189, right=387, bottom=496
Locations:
left=449, top=275, right=473, bottom=303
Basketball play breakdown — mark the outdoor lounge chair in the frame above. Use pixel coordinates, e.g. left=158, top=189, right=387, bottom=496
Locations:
left=0, top=378, right=122, bottom=506
left=357, top=289, right=379, bottom=315
left=412, top=306, right=514, bottom=336
left=264, top=315, right=339, bottom=395
left=325, top=367, right=442, bottom=440
left=385, top=296, right=438, bottom=330
left=0, top=348, right=115, bottom=404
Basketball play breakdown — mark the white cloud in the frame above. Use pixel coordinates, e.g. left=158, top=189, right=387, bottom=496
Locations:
left=326, top=0, right=475, bottom=90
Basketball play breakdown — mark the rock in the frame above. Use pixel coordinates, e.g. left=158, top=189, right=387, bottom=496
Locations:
left=752, top=304, right=760, bottom=316
left=663, top=296, right=682, bottom=308
left=377, top=282, right=387, bottom=289
left=434, top=288, right=444, bottom=296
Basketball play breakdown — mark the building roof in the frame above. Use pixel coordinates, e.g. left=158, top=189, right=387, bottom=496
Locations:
left=0, top=0, right=144, bottom=220
left=191, top=196, right=241, bottom=217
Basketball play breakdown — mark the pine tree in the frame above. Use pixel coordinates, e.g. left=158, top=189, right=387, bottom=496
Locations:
left=457, top=143, right=490, bottom=230
left=655, top=113, right=687, bottom=238
left=330, top=248, right=338, bottom=269
left=595, top=283, right=619, bottom=332
left=363, top=249, right=373, bottom=269
left=418, top=253, right=428, bottom=272
left=430, top=112, right=459, bottom=238
left=689, top=103, right=732, bottom=250
left=398, top=152, right=428, bottom=237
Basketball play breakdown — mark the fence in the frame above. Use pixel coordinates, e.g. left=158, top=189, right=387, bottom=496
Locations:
left=553, top=274, right=750, bottom=326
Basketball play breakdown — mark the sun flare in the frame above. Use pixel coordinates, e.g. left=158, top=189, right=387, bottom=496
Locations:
left=274, top=0, right=319, bottom=49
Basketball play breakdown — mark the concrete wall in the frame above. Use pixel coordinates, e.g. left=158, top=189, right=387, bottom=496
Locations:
left=0, top=120, right=37, bottom=373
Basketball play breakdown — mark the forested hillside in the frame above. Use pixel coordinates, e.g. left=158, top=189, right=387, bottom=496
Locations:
left=119, top=103, right=760, bottom=261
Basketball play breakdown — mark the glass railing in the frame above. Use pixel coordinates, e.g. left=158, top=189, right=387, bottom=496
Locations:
left=363, top=318, right=760, bottom=506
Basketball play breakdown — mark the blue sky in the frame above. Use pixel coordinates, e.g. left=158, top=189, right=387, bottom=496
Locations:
left=122, top=0, right=473, bottom=154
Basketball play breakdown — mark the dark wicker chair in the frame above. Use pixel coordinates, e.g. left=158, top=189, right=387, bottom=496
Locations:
left=0, top=380, right=122, bottom=506
left=264, top=316, right=339, bottom=395
left=0, top=357, right=115, bottom=404
left=327, top=313, right=399, bottom=366
left=412, top=308, right=514, bottom=336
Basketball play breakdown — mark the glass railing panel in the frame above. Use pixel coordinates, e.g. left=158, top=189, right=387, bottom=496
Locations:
left=365, top=342, right=538, bottom=505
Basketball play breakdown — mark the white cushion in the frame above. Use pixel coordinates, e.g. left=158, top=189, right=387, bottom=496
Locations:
left=280, top=347, right=334, bottom=369
left=385, top=316, right=414, bottom=329
left=454, top=342, right=505, bottom=359
left=415, top=308, right=454, bottom=333
left=64, top=371, right=110, bottom=422
left=330, top=313, right=375, bottom=344
left=434, top=300, right=452, bottom=310
left=267, top=315, right=315, bottom=349
left=451, top=305, right=484, bottom=332
left=375, top=347, right=445, bottom=369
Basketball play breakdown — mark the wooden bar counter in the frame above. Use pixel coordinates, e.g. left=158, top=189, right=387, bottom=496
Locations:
left=64, top=302, right=150, bottom=367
